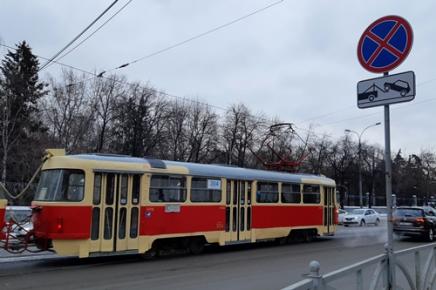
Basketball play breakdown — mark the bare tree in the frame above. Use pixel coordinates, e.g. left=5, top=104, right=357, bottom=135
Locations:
left=43, top=70, right=95, bottom=152
left=110, top=84, right=168, bottom=157
left=222, top=104, right=264, bottom=167
left=186, top=102, right=218, bottom=163
left=90, top=75, right=125, bottom=152
left=164, top=100, right=190, bottom=161
left=305, top=134, right=332, bottom=174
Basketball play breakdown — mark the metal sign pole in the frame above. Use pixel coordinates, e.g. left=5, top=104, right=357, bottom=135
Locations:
left=357, top=15, right=414, bottom=290
left=383, top=72, right=395, bottom=289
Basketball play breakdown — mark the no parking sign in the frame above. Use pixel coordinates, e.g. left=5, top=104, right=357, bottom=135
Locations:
left=357, top=15, right=413, bottom=74
left=356, top=15, right=415, bottom=108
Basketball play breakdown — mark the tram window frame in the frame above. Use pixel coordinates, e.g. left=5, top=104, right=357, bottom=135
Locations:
left=34, top=169, right=85, bottom=202
left=247, top=182, right=252, bottom=205
left=256, top=182, right=279, bottom=203
left=120, top=174, right=128, bottom=205
left=132, top=175, right=141, bottom=205
left=118, top=208, right=127, bottom=239
left=226, top=181, right=231, bottom=205
left=281, top=183, right=301, bottom=204
left=149, top=175, right=187, bottom=203
left=93, top=173, right=102, bottom=205
left=91, top=207, right=100, bottom=240
left=103, top=208, right=113, bottom=240
left=302, top=184, right=321, bottom=204
left=130, top=207, right=139, bottom=238
left=106, top=174, right=115, bottom=205
left=190, top=177, right=222, bottom=203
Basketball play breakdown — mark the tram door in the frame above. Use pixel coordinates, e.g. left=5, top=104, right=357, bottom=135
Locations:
left=323, top=187, right=335, bottom=234
left=90, top=172, right=141, bottom=253
left=225, top=180, right=252, bottom=243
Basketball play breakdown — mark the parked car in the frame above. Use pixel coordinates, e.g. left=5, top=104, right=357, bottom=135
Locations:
left=4, top=206, right=33, bottom=238
left=343, top=208, right=380, bottom=227
left=422, top=206, right=436, bottom=216
left=393, top=207, right=436, bottom=241
left=338, top=209, right=347, bottom=225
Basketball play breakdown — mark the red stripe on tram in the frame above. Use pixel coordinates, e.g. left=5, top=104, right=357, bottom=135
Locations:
left=251, top=205, right=323, bottom=228
left=140, top=205, right=226, bottom=235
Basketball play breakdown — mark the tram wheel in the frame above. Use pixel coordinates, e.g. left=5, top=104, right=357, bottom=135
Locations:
left=304, top=230, right=315, bottom=242
left=142, top=248, right=158, bottom=259
left=188, top=238, right=205, bottom=255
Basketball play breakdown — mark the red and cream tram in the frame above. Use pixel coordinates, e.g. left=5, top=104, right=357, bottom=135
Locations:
left=28, top=149, right=337, bottom=258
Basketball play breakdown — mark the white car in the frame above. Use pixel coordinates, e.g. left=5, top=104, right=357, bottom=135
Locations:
left=4, top=206, right=33, bottom=238
left=343, top=208, right=380, bottom=227
left=338, top=209, right=347, bottom=225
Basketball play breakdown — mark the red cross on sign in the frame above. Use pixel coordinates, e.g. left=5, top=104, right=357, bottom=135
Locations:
left=357, top=15, right=413, bottom=73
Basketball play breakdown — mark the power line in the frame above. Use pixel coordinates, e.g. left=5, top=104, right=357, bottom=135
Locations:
left=3, top=41, right=436, bottom=141
left=1, top=43, right=226, bottom=111
left=55, top=0, right=134, bottom=63
left=39, top=0, right=120, bottom=71
left=102, top=0, right=286, bottom=74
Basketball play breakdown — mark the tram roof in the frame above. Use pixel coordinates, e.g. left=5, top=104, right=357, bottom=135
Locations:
left=71, top=154, right=335, bottom=185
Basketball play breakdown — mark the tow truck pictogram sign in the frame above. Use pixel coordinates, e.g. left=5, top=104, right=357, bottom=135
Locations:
left=357, top=71, right=415, bottom=108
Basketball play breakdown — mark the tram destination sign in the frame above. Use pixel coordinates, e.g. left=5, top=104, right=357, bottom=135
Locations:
left=357, top=71, right=415, bottom=109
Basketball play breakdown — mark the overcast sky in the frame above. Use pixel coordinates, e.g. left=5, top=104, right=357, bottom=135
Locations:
left=1, top=0, right=435, bottom=154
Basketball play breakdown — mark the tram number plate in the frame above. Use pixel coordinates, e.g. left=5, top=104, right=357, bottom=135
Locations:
left=165, top=204, right=181, bottom=213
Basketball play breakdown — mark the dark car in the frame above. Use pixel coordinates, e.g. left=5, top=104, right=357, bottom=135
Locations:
left=393, top=207, right=436, bottom=241
left=384, top=80, right=410, bottom=96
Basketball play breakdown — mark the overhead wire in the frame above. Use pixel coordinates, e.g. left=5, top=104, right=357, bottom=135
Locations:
left=55, top=0, right=134, bottom=63
left=39, top=0, right=120, bottom=71
left=3, top=41, right=436, bottom=138
left=100, top=0, right=286, bottom=75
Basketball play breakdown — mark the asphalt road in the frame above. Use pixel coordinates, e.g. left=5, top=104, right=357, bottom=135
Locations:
left=0, top=224, right=429, bottom=290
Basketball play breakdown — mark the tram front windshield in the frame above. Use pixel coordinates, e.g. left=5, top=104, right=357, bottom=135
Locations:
left=35, top=169, right=85, bottom=202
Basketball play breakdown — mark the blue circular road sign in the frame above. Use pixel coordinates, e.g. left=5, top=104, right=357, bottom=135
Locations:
left=357, top=15, right=413, bottom=73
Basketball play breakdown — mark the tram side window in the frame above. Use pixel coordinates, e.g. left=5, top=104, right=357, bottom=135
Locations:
left=303, top=184, right=321, bottom=204
left=35, top=169, right=85, bottom=202
left=282, top=183, right=301, bottom=203
left=191, top=177, right=221, bottom=202
left=93, top=174, right=102, bottom=205
left=132, top=175, right=141, bottom=205
left=150, top=175, right=186, bottom=202
left=120, top=175, right=128, bottom=205
left=256, top=182, right=279, bottom=203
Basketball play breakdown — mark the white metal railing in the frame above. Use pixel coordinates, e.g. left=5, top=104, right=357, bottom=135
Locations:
left=282, top=243, right=436, bottom=290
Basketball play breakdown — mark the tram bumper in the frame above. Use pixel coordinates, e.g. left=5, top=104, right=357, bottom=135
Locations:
left=31, top=203, right=92, bottom=251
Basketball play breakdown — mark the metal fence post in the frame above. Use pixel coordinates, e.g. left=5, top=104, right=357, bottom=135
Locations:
left=415, top=251, right=421, bottom=290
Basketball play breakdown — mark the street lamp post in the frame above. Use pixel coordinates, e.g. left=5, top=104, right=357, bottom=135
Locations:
left=345, top=122, right=381, bottom=208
